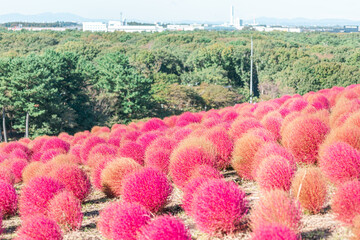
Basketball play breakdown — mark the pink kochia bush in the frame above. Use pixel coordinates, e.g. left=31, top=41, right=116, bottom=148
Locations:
left=319, top=142, right=360, bottom=185
left=250, top=223, right=299, bottom=240
left=252, top=142, right=295, bottom=179
left=16, top=215, right=63, bottom=240
left=169, top=143, right=216, bottom=189
left=98, top=201, right=151, bottom=240
left=250, top=190, right=302, bottom=233
left=0, top=180, right=18, bottom=217
left=41, top=137, right=70, bottom=153
left=255, top=156, right=296, bottom=192
left=48, top=165, right=91, bottom=201
left=332, top=180, right=360, bottom=225
left=191, top=179, right=248, bottom=234
left=281, top=116, right=329, bottom=164
left=121, top=167, right=173, bottom=213
left=47, top=191, right=83, bottom=232
left=118, top=142, right=145, bottom=165
left=19, top=176, right=65, bottom=219
left=138, top=215, right=191, bottom=240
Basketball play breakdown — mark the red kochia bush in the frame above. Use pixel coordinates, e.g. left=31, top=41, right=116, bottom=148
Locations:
left=191, top=179, right=248, bottom=234
left=19, top=176, right=65, bottom=219
left=41, top=137, right=70, bottom=153
left=48, top=165, right=91, bottom=201
left=47, top=191, right=83, bottom=232
left=281, top=116, right=329, bottom=164
left=169, top=145, right=216, bottom=189
left=118, top=142, right=145, bottom=165
left=138, top=215, right=191, bottom=240
left=97, top=201, right=123, bottom=239
left=256, top=156, right=295, bottom=192
left=121, top=167, right=172, bottom=213
left=144, top=149, right=172, bottom=174
left=250, top=190, right=302, bottom=233
left=6, top=158, right=28, bottom=183
left=352, top=215, right=360, bottom=240
left=229, top=117, right=263, bottom=141
left=101, top=158, right=142, bottom=198
left=291, top=167, right=327, bottom=214
left=252, top=142, right=295, bottom=179
left=231, top=133, right=266, bottom=180
left=80, top=136, right=106, bottom=163
left=250, top=223, right=299, bottom=240
left=0, top=180, right=18, bottom=217
left=319, top=142, right=360, bottom=185
left=205, top=127, right=233, bottom=170
left=0, top=168, right=15, bottom=185
left=111, top=202, right=151, bottom=240
left=190, top=164, right=223, bottom=180
left=141, top=118, right=167, bottom=132
left=16, top=215, right=63, bottom=240
left=39, top=149, right=66, bottom=163
left=2, top=142, right=30, bottom=156
left=182, top=176, right=221, bottom=217
left=332, top=180, right=360, bottom=225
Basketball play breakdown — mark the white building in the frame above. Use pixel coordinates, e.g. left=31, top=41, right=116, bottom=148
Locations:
left=83, top=22, right=107, bottom=32
left=167, top=24, right=205, bottom=31
left=107, top=22, right=164, bottom=33
left=230, top=6, right=235, bottom=26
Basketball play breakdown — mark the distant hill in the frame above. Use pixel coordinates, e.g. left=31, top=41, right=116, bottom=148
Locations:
left=0, top=12, right=107, bottom=23
left=0, top=13, right=360, bottom=26
left=247, top=17, right=360, bottom=26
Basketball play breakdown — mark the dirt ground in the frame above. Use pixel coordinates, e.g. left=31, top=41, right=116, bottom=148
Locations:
left=1, top=170, right=354, bottom=240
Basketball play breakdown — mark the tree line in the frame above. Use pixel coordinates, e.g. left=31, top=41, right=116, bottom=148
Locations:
left=0, top=30, right=359, bottom=138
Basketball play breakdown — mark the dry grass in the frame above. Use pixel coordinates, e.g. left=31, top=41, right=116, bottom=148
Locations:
left=1, top=169, right=354, bottom=240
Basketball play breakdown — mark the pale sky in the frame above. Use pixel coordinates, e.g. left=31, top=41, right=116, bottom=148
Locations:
left=1, top=0, right=360, bottom=22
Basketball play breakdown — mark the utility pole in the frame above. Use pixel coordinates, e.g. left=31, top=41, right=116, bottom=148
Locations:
left=2, top=107, right=7, bottom=142
left=250, top=36, right=253, bottom=104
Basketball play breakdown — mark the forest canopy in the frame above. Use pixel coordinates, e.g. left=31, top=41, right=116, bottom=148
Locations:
left=0, top=30, right=359, bottom=137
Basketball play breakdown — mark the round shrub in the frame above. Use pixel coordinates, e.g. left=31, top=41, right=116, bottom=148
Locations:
left=41, top=137, right=70, bottom=153
left=101, top=158, right=142, bottom=198
left=169, top=145, right=216, bottom=189
left=2, top=142, right=30, bottom=156
left=22, top=161, right=45, bottom=184
left=146, top=136, right=178, bottom=153
left=205, top=127, right=233, bottom=170
left=176, top=112, right=202, bottom=127
left=182, top=177, right=212, bottom=216
left=111, top=202, right=151, bottom=240
left=118, top=142, right=145, bottom=165
left=352, top=215, right=360, bottom=240
left=48, top=191, right=83, bottom=232
left=51, top=154, right=81, bottom=166
left=252, top=142, right=295, bottom=179
left=261, top=115, right=282, bottom=141
left=250, top=189, right=302, bottom=233
left=250, top=223, right=299, bottom=240
left=192, top=179, right=248, bottom=234
left=40, top=149, right=66, bottom=163
left=9, top=148, right=29, bottom=161
left=0, top=180, right=18, bottom=217
left=0, top=168, right=15, bottom=185
left=190, top=164, right=223, bottom=180
left=91, top=157, right=115, bottom=190
left=138, top=215, right=191, bottom=240
left=87, top=144, right=118, bottom=168
left=97, top=201, right=122, bottom=239
left=2, top=158, right=28, bottom=183
left=141, top=118, right=167, bottom=132
left=323, top=125, right=360, bottom=150
left=319, top=142, right=360, bottom=185
left=281, top=116, right=329, bottom=164
left=229, top=117, right=263, bottom=141
left=19, top=176, right=65, bottom=219
left=256, top=156, right=296, bottom=192
left=48, top=165, right=91, bottom=201
left=291, top=167, right=327, bottom=214
left=332, top=180, right=360, bottom=225
left=80, top=136, right=106, bottom=163
left=144, top=149, right=172, bottom=174
left=121, top=167, right=172, bottom=213
left=231, top=133, right=266, bottom=180
left=16, top=215, right=62, bottom=240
